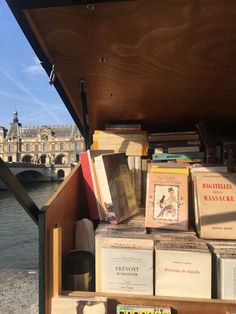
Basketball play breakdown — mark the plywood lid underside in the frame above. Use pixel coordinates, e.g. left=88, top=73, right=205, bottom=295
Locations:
left=24, top=0, right=236, bottom=133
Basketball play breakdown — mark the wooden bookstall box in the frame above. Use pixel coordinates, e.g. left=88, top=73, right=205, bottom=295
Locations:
left=4, top=1, right=236, bottom=313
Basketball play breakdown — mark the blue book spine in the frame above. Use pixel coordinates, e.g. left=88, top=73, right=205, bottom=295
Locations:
left=152, top=152, right=204, bottom=160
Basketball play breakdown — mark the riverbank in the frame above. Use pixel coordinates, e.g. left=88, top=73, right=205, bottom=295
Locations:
left=0, top=269, right=38, bottom=314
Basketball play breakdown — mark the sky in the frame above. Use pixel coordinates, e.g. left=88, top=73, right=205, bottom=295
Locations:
left=0, top=1, right=74, bottom=129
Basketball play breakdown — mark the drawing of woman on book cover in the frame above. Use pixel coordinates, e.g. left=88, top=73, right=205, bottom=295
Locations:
left=153, top=185, right=180, bottom=221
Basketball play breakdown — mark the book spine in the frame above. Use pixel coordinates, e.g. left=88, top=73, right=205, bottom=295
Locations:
left=167, top=146, right=200, bottom=153
left=152, top=152, right=204, bottom=160
left=127, top=155, right=135, bottom=187
left=149, top=140, right=201, bottom=148
left=79, top=152, right=100, bottom=220
left=134, top=156, right=142, bottom=206
left=141, top=158, right=148, bottom=207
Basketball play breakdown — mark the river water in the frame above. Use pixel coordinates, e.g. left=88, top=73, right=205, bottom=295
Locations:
left=0, top=182, right=60, bottom=270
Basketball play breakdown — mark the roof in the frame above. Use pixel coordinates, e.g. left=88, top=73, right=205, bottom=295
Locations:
left=5, top=123, right=80, bottom=139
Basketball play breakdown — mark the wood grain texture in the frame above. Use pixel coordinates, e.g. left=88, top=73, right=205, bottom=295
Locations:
left=67, top=291, right=236, bottom=314
left=49, top=226, right=62, bottom=298
left=42, top=163, right=88, bottom=313
left=25, top=0, right=236, bottom=134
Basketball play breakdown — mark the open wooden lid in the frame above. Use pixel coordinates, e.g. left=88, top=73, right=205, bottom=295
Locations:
left=8, top=0, right=236, bottom=134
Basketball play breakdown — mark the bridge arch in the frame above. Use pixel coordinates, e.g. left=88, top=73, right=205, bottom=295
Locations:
left=16, top=170, right=44, bottom=182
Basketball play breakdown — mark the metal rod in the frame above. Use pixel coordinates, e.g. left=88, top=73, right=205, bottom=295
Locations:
left=80, top=80, right=90, bottom=150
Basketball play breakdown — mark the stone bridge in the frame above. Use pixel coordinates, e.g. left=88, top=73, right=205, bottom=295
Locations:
left=0, top=162, right=73, bottom=189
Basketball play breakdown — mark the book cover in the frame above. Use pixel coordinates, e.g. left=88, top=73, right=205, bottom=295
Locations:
left=190, top=166, right=228, bottom=234
left=116, top=304, right=171, bottom=314
left=95, top=236, right=154, bottom=294
left=194, top=172, right=236, bottom=239
left=94, top=153, right=139, bottom=224
left=145, top=172, right=188, bottom=230
left=219, top=254, right=236, bottom=300
left=155, top=244, right=211, bottom=298
left=80, top=150, right=112, bottom=220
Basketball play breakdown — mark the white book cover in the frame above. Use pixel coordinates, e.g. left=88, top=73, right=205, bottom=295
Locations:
left=219, top=255, right=236, bottom=300
left=155, top=248, right=211, bottom=298
left=95, top=236, right=153, bottom=293
left=101, top=246, right=153, bottom=295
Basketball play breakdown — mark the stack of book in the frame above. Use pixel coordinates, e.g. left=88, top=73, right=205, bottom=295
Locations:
left=148, top=131, right=203, bottom=163
left=92, top=130, right=148, bottom=156
left=208, top=241, right=236, bottom=300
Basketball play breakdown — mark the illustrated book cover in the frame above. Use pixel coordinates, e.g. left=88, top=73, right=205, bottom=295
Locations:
left=145, top=172, right=188, bottom=230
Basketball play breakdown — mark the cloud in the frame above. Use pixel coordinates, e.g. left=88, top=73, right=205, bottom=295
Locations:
left=23, top=57, right=44, bottom=75
left=0, top=67, right=62, bottom=123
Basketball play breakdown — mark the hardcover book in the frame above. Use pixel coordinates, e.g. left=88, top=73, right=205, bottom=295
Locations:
left=94, top=153, right=139, bottom=224
left=194, top=172, right=236, bottom=239
left=95, top=236, right=154, bottom=295
left=145, top=172, right=188, bottom=230
left=155, top=242, right=211, bottom=298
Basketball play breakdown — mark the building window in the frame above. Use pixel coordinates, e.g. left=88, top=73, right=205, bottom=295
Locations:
left=8, top=143, right=14, bottom=153
left=51, top=143, right=55, bottom=151
left=35, top=144, right=38, bottom=152
left=42, top=143, right=47, bottom=152
left=26, top=143, right=30, bottom=152
left=60, top=143, right=64, bottom=151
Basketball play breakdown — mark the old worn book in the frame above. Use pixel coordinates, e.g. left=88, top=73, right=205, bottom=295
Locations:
left=95, top=236, right=154, bottom=295
left=145, top=172, right=188, bottom=230
left=194, top=172, right=236, bottom=239
left=155, top=242, right=211, bottom=298
left=190, top=166, right=228, bottom=234
left=80, top=150, right=113, bottom=220
left=94, top=153, right=139, bottom=224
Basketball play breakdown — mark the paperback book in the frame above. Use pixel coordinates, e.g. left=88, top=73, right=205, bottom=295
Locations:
left=145, top=172, right=188, bottom=230
left=194, top=172, right=236, bottom=239
left=95, top=236, right=154, bottom=295
left=94, top=153, right=139, bottom=224
left=155, top=241, right=211, bottom=298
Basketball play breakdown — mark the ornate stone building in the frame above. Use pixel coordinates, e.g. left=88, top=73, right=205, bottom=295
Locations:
left=0, top=112, right=84, bottom=177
